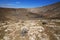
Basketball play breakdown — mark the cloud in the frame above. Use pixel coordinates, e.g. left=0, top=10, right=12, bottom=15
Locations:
left=8, top=1, right=21, bottom=5
left=0, top=1, right=21, bottom=5
left=0, top=1, right=21, bottom=8
left=15, top=2, right=21, bottom=4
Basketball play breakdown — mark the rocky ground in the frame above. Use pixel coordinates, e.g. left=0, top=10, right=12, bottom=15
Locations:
left=0, top=2, right=60, bottom=40
left=0, top=19, right=60, bottom=40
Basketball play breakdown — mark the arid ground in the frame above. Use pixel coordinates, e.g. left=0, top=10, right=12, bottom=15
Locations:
left=0, top=2, right=60, bottom=40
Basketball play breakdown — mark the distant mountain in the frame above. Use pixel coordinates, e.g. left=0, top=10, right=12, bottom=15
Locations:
left=0, top=2, right=60, bottom=21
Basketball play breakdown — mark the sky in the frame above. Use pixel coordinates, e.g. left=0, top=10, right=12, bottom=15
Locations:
left=0, top=0, right=60, bottom=8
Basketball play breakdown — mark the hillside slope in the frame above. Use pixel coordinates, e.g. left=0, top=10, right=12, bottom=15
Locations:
left=0, top=2, right=60, bottom=21
left=28, top=2, right=60, bottom=19
left=0, top=2, right=60, bottom=40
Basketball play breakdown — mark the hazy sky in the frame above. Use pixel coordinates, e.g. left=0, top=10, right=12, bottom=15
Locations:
left=0, top=0, right=60, bottom=8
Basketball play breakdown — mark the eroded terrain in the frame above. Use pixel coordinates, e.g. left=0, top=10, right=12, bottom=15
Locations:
left=0, top=2, right=60, bottom=40
left=0, top=19, right=60, bottom=40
